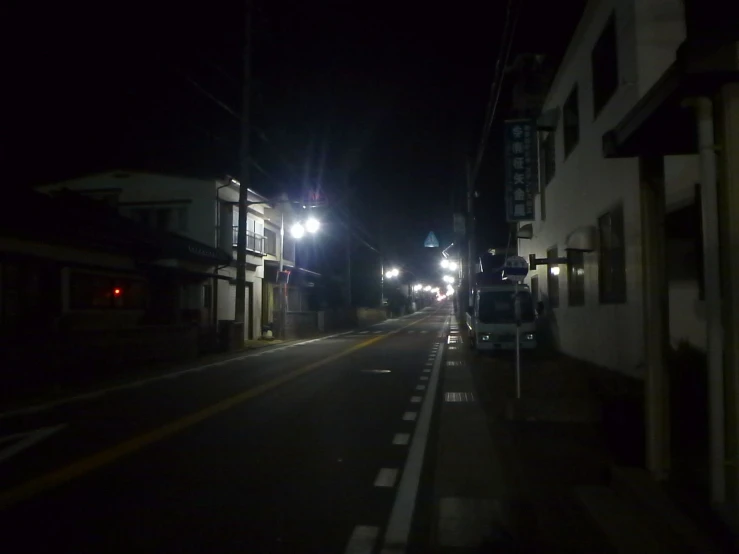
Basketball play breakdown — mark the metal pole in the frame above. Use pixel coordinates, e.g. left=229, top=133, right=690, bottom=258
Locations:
left=234, top=0, right=252, bottom=344
left=515, top=281, right=521, bottom=399
left=279, top=210, right=285, bottom=339
left=346, top=232, right=352, bottom=308
left=690, top=97, right=726, bottom=503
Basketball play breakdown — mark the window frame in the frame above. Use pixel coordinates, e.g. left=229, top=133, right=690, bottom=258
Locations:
left=563, top=85, right=580, bottom=159
left=598, top=204, right=627, bottom=304
left=69, top=271, right=147, bottom=311
left=591, top=13, right=619, bottom=119
left=567, top=250, right=586, bottom=306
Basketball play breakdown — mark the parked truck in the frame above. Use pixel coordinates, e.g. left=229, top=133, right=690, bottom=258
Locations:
left=466, top=282, right=537, bottom=352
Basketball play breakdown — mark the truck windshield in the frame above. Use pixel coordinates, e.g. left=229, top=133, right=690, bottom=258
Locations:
left=478, top=290, right=535, bottom=324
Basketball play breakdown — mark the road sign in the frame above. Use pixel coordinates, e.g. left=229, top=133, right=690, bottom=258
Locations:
left=424, top=232, right=439, bottom=248
left=504, top=119, right=537, bottom=222
left=502, top=255, right=529, bottom=282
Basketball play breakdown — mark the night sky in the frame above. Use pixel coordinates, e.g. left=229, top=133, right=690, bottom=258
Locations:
left=7, top=0, right=584, bottom=296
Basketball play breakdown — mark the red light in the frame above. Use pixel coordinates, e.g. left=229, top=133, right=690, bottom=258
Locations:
left=113, top=288, right=122, bottom=296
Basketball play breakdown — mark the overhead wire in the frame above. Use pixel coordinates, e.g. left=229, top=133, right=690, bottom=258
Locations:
left=468, top=0, right=523, bottom=268
left=470, top=0, right=522, bottom=188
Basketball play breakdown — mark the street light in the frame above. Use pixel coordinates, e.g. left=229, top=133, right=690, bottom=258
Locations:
left=440, top=259, right=449, bottom=269
left=305, top=217, right=320, bottom=234
left=291, top=222, right=305, bottom=239
left=443, top=275, right=455, bottom=284
left=290, top=218, right=321, bottom=239
left=413, top=284, right=423, bottom=292
left=423, top=285, right=432, bottom=292
left=448, top=261, right=458, bottom=271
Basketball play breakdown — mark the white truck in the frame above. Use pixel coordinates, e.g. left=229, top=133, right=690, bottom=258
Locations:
left=466, top=283, right=537, bottom=352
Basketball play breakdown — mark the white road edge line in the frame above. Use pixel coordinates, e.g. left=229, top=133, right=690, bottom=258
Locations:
left=381, top=316, right=448, bottom=554
left=344, top=525, right=379, bottom=554
left=0, top=424, right=68, bottom=464
left=0, top=328, right=356, bottom=421
left=393, top=433, right=410, bottom=446
left=402, top=411, right=417, bottom=421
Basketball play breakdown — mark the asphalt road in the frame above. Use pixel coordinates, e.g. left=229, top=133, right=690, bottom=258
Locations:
left=0, top=305, right=451, bottom=554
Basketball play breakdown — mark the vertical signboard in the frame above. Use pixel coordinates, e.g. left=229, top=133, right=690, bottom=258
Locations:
left=504, top=119, right=538, bottom=222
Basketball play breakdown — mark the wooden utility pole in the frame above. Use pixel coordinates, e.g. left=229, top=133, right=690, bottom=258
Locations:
left=345, top=232, right=352, bottom=308
left=234, top=0, right=252, bottom=341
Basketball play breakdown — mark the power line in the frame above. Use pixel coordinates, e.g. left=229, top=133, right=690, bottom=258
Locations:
left=470, top=0, right=522, bottom=188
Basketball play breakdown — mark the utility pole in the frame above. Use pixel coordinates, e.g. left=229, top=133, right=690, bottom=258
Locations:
left=345, top=232, right=352, bottom=308
left=466, top=159, right=476, bottom=311
left=234, top=0, right=252, bottom=343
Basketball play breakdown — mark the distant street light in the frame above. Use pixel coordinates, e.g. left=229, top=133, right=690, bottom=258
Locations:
left=305, top=217, right=320, bottom=234
left=290, top=223, right=305, bottom=239
left=413, top=284, right=423, bottom=292
left=291, top=218, right=321, bottom=239
left=423, top=285, right=432, bottom=292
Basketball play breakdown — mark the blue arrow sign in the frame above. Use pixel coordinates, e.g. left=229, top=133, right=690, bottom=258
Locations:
left=424, top=232, right=439, bottom=248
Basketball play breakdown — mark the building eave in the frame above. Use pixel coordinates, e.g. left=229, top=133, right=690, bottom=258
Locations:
left=603, top=39, right=739, bottom=159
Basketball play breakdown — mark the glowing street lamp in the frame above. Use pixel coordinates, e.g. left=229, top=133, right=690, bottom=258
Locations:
left=305, top=217, right=320, bottom=234
left=290, top=222, right=305, bottom=239
left=291, top=218, right=321, bottom=239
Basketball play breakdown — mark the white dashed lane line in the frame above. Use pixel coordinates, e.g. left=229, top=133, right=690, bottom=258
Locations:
left=374, top=468, right=399, bottom=488
left=344, top=525, right=379, bottom=554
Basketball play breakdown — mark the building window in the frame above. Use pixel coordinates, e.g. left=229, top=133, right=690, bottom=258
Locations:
left=592, top=14, right=618, bottom=118
left=539, top=130, right=556, bottom=187
left=130, top=206, right=187, bottom=233
left=283, top=234, right=296, bottom=262
left=666, top=184, right=704, bottom=300
left=264, top=228, right=277, bottom=256
left=567, top=250, right=585, bottom=306
left=547, top=246, right=560, bottom=308
left=563, top=85, right=580, bottom=158
left=69, top=272, right=146, bottom=310
left=599, top=205, right=627, bottom=303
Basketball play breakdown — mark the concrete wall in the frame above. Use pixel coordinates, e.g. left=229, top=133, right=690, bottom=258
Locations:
left=518, top=0, right=699, bottom=376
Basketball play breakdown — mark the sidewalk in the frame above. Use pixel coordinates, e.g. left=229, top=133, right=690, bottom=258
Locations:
left=430, top=317, right=733, bottom=553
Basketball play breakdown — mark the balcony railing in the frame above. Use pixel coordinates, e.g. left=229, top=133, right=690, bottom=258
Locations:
left=232, top=227, right=266, bottom=255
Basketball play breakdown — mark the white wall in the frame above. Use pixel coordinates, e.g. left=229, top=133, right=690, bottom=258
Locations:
left=518, top=0, right=696, bottom=376
left=41, top=171, right=270, bottom=339
left=41, top=171, right=217, bottom=247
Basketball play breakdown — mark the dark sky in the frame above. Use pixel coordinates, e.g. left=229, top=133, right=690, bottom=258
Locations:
left=7, top=0, right=584, bottom=293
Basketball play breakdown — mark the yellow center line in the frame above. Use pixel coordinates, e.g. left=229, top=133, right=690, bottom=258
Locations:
left=0, top=311, right=439, bottom=510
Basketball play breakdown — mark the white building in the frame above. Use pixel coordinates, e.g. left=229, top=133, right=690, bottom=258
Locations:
left=517, top=0, right=701, bottom=376
left=514, top=0, right=739, bottom=511
left=39, top=170, right=296, bottom=342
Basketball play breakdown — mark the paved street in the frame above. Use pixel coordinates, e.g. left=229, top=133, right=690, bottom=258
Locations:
left=0, top=306, right=450, bottom=554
